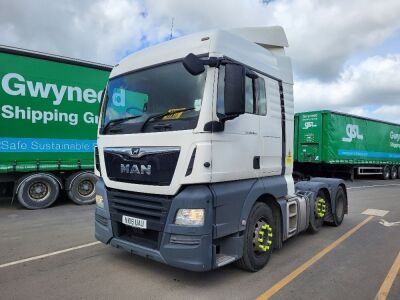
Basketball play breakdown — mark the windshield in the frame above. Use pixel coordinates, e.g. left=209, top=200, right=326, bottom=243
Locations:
left=102, top=61, right=207, bottom=134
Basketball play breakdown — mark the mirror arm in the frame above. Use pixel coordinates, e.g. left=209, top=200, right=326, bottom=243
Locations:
left=217, top=113, right=239, bottom=122
left=204, top=57, right=220, bottom=68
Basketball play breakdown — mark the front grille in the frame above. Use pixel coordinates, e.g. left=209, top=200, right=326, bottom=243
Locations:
left=107, top=188, right=172, bottom=249
left=103, top=147, right=180, bottom=186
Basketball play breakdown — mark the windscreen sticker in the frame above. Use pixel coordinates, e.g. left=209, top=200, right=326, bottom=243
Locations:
left=162, top=108, right=185, bottom=120
left=194, top=99, right=202, bottom=111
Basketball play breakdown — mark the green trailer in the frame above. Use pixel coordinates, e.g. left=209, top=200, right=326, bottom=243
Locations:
left=294, top=110, right=400, bottom=180
left=0, top=46, right=111, bottom=209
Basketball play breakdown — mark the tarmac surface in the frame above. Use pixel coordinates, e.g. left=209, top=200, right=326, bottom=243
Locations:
left=0, top=179, right=399, bottom=299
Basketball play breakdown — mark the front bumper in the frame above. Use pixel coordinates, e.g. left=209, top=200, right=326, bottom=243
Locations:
left=94, top=179, right=214, bottom=271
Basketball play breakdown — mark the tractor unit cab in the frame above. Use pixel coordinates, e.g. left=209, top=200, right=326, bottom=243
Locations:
left=95, top=27, right=347, bottom=272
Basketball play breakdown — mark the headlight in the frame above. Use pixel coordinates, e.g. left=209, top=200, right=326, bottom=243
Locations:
left=95, top=195, right=104, bottom=208
left=175, top=209, right=204, bottom=226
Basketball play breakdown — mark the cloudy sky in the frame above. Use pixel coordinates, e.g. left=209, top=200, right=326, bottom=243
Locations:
left=0, top=0, right=399, bottom=122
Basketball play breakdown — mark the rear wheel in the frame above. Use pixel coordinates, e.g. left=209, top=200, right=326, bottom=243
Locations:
left=382, top=166, right=390, bottom=180
left=236, top=202, right=274, bottom=272
left=17, top=173, right=60, bottom=209
left=390, top=166, right=398, bottom=179
left=308, top=190, right=326, bottom=233
left=66, top=172, right=97, bottom=205
left=333, top=187, right=346, bottom=226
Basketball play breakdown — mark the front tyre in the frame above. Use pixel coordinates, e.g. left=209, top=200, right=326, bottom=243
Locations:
left=17, top=173, right=60, bottom=209
left=236, top=202, right=274, bottom=272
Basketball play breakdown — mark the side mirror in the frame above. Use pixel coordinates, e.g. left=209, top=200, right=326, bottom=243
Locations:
left=224, top=64, right=245, bottom=116
left=182, top=53, right=205, bottom=75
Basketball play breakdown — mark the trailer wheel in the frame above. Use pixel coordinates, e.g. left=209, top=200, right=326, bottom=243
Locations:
left=66, top=172, right=97, bottom=205
left=390, top=166, right=398, bottom=180
left=308, top=190, right=326, bottom=233
left=236, top=202, right=274, bottom=272
left=332, top=187, right=346, bottom=226
left=17, top=173, right=60, bottom=209
left=382, top=166, right=391, bottom=180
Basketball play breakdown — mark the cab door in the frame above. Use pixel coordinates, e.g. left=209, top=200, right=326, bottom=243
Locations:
left=259, top=76, right=282, bottom=176
left=211, top=66, right=260, bottom=182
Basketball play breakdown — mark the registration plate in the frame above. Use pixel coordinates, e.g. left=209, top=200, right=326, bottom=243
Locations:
left=122, top=215, right=147, bottom=229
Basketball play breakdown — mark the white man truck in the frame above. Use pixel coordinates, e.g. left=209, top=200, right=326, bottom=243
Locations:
left=94, top=27, right=348, bottom=272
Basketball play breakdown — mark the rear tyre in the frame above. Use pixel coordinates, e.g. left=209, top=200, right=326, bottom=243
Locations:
left=382, top=165, right=390, bottom=180
left=390, top=166, right=398, bottom=180
left=307, top=190, right=326, bottom=233
left=236, top=202, right=274, bottom=272
left=332, top=187, right=346, bottom=226
left=66, top=172, right=97, bottom=205
left=17, top=173, right=60, bottom=209
left=398, top=166, right=400, bottom=179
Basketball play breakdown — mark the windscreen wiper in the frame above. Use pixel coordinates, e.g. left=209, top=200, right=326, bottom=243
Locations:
left=102, top=115, right=142, bottom=133
left=140, top=107, right=195, bottom=132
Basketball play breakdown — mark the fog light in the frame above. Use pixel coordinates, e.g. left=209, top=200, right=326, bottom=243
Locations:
left=175, top=209, right=204, bottom=226
left=96, top=195, right=104, bottom=208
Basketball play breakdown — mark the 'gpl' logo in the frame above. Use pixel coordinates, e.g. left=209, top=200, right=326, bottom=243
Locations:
left=303, top=121, right=317, bottom=129
left=342, top=124, right=363, bottom=142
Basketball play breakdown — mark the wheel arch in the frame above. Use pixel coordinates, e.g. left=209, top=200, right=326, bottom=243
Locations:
left=14, top=172, right=63, bottom=196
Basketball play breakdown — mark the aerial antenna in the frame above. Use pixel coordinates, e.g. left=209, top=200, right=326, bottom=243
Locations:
left=170, top=17, right=174, bottom=40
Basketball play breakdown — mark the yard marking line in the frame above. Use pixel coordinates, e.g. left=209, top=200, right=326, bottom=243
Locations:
left=348, top=184, right=400, bottom=190
left=256, top=216, right=374, bottom=300
left=0, top=241, right=101, bottom=269
left=375, top=251, right=400, bottom=300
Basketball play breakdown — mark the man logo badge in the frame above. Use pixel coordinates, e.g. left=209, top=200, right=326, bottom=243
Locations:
left=131, top=147, right=140, bottom=156
left=120, top=163, right=152, bottom=175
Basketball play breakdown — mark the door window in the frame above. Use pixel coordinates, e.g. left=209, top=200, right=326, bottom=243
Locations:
left=217, top=66, right=267, bottom=116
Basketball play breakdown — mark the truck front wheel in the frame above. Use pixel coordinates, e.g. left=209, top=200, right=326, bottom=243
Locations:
left=66, top=172, right=97, bottom=205
left=236, top=202, right=274, bottom=272
left=17, top=173, right=60, bottom=209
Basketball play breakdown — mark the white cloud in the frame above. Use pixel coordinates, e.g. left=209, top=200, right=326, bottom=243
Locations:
left=0, top=0, right=399, bottom=123
left=142, top=0, right=400, bottom=79
left=344, top=105, right=400, bottom=124
left=1, top=0, right=399, bottom=78
left=0, top=0, right=146, bottom=63
left=294, top=54, right=400, bottom=122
